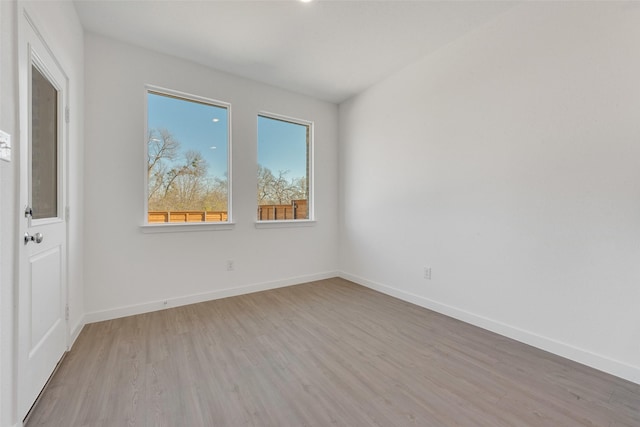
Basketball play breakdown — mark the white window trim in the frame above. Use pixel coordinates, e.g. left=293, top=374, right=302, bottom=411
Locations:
left=140, top=222, right=235, bottom=233
left=255, top=111, right=314, bottom=225
left=255, top=219, right=316, bottom=229
left=142, top=84, right=232, bottom=230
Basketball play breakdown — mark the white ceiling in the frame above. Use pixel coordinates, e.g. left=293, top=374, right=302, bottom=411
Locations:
left=74, top=0, right=515, bottom=104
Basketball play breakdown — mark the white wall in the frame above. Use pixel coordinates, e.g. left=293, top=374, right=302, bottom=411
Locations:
left=83, top=34, right=339, bottom=320
left=339, top=2, right=640, bottom=384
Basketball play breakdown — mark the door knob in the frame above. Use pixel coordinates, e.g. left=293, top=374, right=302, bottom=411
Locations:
left=24, top=232, right=43, bottom=245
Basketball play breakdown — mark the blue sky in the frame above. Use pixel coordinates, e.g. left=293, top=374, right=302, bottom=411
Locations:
left=147, top=92, right=308, bottom=181
left=148, top=93, right=228, bottom=180
left=257, top=115, right=307, bottom=179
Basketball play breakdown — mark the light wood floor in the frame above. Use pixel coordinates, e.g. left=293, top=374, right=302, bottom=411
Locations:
left=26, top=278, right=640, bottom=426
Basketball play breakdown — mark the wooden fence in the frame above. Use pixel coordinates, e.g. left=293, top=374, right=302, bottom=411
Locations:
left=257, top=200, right=308, bottom=221
left=148, top=211, right=228, bottom=223
left=148, top=200, right=308, bottom=223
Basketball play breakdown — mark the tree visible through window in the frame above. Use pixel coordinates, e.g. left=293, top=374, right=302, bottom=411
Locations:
left=257, top=114, right=312, bottom=221
left=146, top=89, right=230, bottom=224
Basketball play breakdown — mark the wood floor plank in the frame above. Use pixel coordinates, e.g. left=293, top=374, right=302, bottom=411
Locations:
left=25, top=278, right=640, bottom=426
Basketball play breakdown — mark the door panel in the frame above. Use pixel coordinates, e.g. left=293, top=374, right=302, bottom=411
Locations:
left=18, top=12, right=68, bottom=420
left=30, top=246, right=62, bottom=350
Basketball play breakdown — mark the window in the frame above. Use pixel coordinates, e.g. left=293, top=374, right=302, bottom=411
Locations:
left=145, top=87, right=230, bottom=225
left=257, top=114, right=313, bottom=221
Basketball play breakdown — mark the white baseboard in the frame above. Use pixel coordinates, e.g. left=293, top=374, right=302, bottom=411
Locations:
left=69, top=316, right=85, bottom=348
left=84, top=271, right=338, bottom=324
left=339, top=271, right=640, bottom=385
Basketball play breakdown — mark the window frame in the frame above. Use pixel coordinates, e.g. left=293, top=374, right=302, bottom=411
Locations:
left=141, top=85, right=233, bottom=233
left=256, top=111, right=315, bottom=226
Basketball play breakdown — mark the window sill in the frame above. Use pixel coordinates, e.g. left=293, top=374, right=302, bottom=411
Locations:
left=140, top=222, right=235, bottom=233
left=255, top=220, right=316, bottom=229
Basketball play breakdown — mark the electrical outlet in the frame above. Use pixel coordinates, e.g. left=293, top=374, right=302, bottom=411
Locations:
left=226, top=260, right=234, bottom=271
left=423, top=266, right=432, bottom=280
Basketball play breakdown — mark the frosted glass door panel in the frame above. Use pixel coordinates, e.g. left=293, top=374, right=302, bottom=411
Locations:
left=31, top=65, right=58, bottom=220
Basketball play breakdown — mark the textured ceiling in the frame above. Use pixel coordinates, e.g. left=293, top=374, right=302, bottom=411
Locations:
left=74, top=0, right=515, bottom=103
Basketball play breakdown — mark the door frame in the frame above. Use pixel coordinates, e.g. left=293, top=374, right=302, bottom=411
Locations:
left=16, top=8, right=70, bottom=420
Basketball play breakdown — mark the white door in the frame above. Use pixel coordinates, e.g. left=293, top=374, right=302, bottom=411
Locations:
left=17, top=14, right=68, bottom=420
